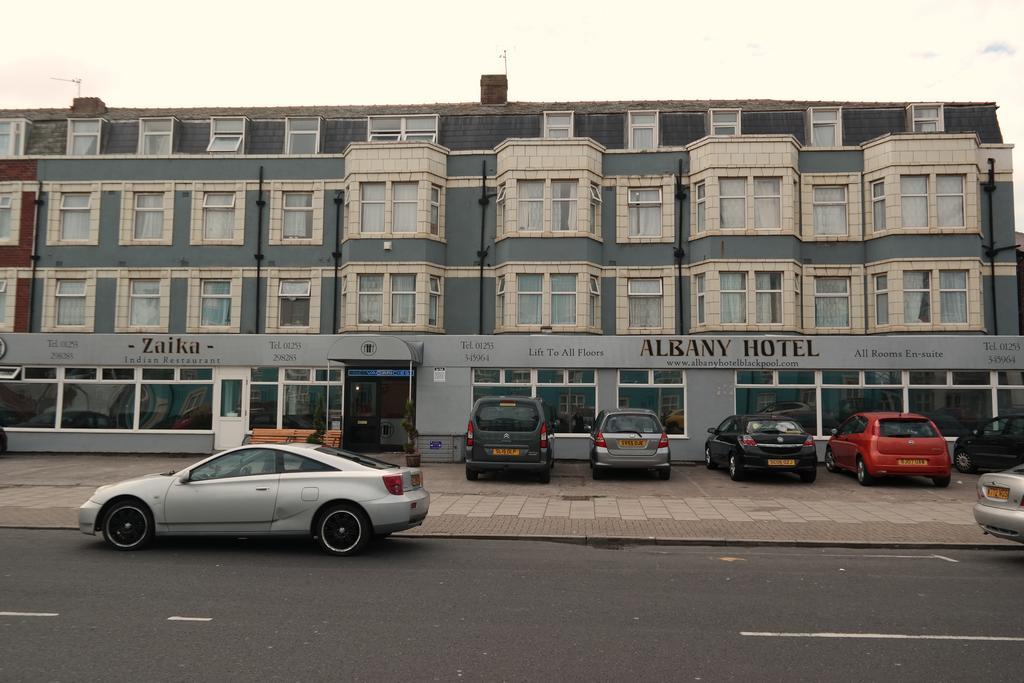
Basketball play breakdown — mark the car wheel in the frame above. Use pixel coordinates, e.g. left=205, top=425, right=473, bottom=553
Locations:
left=592, top=465, right=604, bottom=480
left=856, top=457, right=875, bottom=486
left=824, top=448, right=838, bottom=473
left=101, top=499, right=154, bottom=551
left=316, top=503, right=371, bottom=556
left=705, top=445, right=718, bottom=470
left=932, top=475, right=951, bottom=488
left=953, top=449, right=976, bottom=474
left=658, top=466, right=671, bottom=481
left=728, top=453, right=746, bottom=481
left=799, top=468, right=817, bottom=483
left=465, top=468, right=478, bottom=481
left=538, top=464, right=551, bottom=484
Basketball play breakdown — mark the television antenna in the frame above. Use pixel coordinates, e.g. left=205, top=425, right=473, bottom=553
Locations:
left=499, top=49, right=508, bottom=75
left=51, top=77, right=83, bottom=97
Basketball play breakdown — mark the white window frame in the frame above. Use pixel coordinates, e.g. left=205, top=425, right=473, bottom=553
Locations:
left=207, top=117, right=246, bottom=153
left=282, top=191, right=314, bottom=239
left=357, top=274, right=383, bottom=324
left=754, top=271, right=782, bottom=324
left=939, top=270, right=968, bottom=324
left=367, top=115, right=438, bottom=143
left=495, top=184, right=506, bottom=233
left=808, top=107, right=842, bottom=147
left=903, top=270, right=931, bottom=324
left=0, top=280, right=7, bottom=326
left=200, top=279, right=232, bottom=327
left=588, top=184, right=601, bottom=235
left=627, top=278, right=663, bottom=329
left=359, top=182, right=385, bottom=233
left=128, top=279, right=162, bottom=327
left=900, top=175, right=929, bottom=228
left=908, top=104, right=944, bottom=133
left=67, top=119, right=102, bottom=155
left=695, top=274, right=706, bottom=324
left=550, top=274, right=577, bottom=326
left=936, top=175, right=965, bottom=228
left=694, top=182, right=706, bottom=232
left=719, top=178, right=746, bottom=229
left=812, top=185, right=848, bottom=236
left=814, top=277, right=850, bottom=328
left=517, top=180, right=544, bottom=232
left=430, top=185, right=441, bottom=235
left=0, top=194, right=13, bottom=240
left=202, top=192, right=236, bottom=240
left=138, top=118, right=174, bottom=155
left=628, top=188, right=661, bottom=237
left=428, top=275, right=441, bottom=327
left=0, top=119, right=28, bottom=156
left=543, top=111, right=574, bottom=139
left=132, top=192, right=165, bottom=240
left=720, top=272, right=747, bottom=324
left=628, top=110, right=658, bottom=149
left=392, top=182, right=418, bottom=233
left=285, top=117, right=321, bottom=155
left=874, top=274, right=889, bottom=325
left=551, top=180, right=577, bottom=231
left=278, top=279, right=312, bottom=327
left=59, top=193, right=92, bottom=240
left=55, top=279, right=87, bottom=326
left=588, top=275, right=600, bottom=327
left=753, top=177, right=781, bottom=230
left=709, top=109, right=741, bottom=136
left=517, top=274, right=543, bottom=325
left=495, top=274, right=506, bottom=327
left=390, top=274, right=416, bottom=325
left=871, top=180, right=886, bottom=231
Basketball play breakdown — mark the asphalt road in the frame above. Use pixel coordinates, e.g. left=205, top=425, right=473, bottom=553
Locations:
left=1, top=530, right=1022, bottom=681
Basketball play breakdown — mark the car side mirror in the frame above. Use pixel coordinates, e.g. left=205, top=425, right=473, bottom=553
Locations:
left=707, top=427, right=718, bottom=435
left=178, top=471, right=191, bottom=484
left=830, top=428, right=838, bottom=436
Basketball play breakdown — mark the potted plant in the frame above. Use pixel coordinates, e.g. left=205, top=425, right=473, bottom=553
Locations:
left=401, top=399, right=420, bottom=467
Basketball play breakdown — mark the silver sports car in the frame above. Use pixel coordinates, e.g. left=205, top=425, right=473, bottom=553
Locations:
left=974, top=465, right=1024, bottom=545
left=79, top=443, right=429, bottom=556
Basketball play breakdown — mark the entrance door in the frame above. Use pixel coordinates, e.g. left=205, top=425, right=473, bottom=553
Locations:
left=346, top=380, right=379, bottom=451
left=214, top=368, right=249, bottom=449
left=344, top=370, right=414, bottom=452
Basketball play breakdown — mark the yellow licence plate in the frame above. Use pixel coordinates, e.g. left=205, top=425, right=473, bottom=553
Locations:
left=618, top=439, right=646, bottom=448
left=493, top=448, right=520, bottom=456
left=987, top=486, right=1010, bottom=501
left=768, top=459, right=797, bottom=466
left=411, top=473, right=422, bottom=487
left=898, top=458, right=928, bottom=465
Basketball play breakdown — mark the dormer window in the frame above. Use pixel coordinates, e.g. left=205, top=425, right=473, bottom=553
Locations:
left=367, top=115, right=438, bottom=142
left=138, top=118, right=174, bottom=155
left=543, top=111, right=574, bottom=138
left=67, top=119, right=102, bottom=155
left=207, top=117, right=246, bottom=152
left=286, top=117, right=321, bottom=154
left=628, top=111, right=658, bottom=149
left=709, top=109, right=741, bottom=136
left=808, top=107, right=842, bottom=146
left=0, top=119, right=28, bottom=156
left=908, top=104, right=944, bottom=133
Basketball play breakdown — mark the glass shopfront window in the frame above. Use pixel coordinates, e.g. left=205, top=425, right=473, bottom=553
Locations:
left=250, top=367, right=342, bottom=430
left=617, top=369, right=686, bottom=434
left=908, top=371, right=991, bottom=438
left=736, top=370, right=816, bottom=434
left=998, top=371, right=1024, bottom=413
left=471, top=368, right=597, bottom=432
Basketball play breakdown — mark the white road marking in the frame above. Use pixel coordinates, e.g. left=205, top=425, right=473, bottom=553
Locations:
left=741, top=632, right=1024, bottom=642
left=931, top=554, right=959, bottom=563
left=167, top=616, right=212, bottom=622
left=0, top=611, right=59, bottom=617
left=819, top=553, right=957, bottom=562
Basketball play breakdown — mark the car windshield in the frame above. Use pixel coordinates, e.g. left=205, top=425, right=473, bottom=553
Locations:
left=315, top=447, right=398, bottom=469
left=604, top=415, right=660, bottom=433
left=879, top=419, right=938, bottom=438
left=475, top=402, right=539, bottom=431
left=746, top=420, right=804, bottom=435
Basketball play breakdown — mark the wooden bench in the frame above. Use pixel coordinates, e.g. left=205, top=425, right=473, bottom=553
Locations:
left=246, top=428, right=318, bottom=444
left=321, top=430, right=342, bottom=448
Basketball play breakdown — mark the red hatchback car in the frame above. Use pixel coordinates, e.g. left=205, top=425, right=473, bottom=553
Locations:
left=825, top=412, right=951, bottom=487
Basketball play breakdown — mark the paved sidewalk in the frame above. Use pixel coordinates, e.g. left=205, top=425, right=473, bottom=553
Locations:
left=0, top=453, right=1019, bottom=549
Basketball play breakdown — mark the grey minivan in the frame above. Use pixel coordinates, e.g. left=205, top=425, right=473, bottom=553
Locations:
left=590, top=409, right=671, bottom=480
left=466, top=396, right=554, bottom=483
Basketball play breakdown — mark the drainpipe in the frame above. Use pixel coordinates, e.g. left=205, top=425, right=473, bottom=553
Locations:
left=254, top=166, right=265, bottom=334
left=981, top=158, right=1013, bottom=335
left=331, top=190, right=344, bottom=334
left=477, top=160, right=497, bottom=335
left=27, top=189, right=43, bottom=332
left=674, top=159, right=686, bottom=333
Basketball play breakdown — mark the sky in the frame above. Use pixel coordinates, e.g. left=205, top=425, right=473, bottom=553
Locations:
left=2, top=0, right=1021, bottom=226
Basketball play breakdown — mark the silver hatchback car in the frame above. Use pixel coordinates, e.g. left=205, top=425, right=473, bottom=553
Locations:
left=590, top=409, right=671, bottom=480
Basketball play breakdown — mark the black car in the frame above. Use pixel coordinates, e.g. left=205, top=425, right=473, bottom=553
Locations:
left=465, top=396, right=556, bottom=483
left=953, top=414, right=1024, bottom=473
left=704, top=415, right=817, bottom=482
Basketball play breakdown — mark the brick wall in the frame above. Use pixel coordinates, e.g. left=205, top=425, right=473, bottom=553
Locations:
left=0, top=159, right=37, bottom=182
left=0, top=160, right=38, bottom=331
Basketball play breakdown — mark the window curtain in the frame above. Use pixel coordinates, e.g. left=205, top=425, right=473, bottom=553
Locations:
left=519, top=182, right=543, bottom=230
left=937, top=176, right=964, bottom=227
left=753, top=179, right=780, bottom=229
left=813, top=187, right=847, bottom=235
left=358, top=275, right=383, bottom=323
left=719, top=179, right=745, bottom=228
left=391, top=274, right=416, bottom=323
left=903, top=271, right=931, bottom=323
left=814, top=278, right=849, bottom=327
left=632, top=128, right=653, bottom=149
left=812, top=124, right=836, bottom=147
left=131, top=299, right=160, bottom=326
left=755, top=272, right=781, bottom=323
left=900, top=176, right=928, bottom=227
left=552, top=182, right=576, bottom=231
left=204, top=209, right=233, bottom=239
left=62, top=211, right=90, bottom=240
left=550, top=274, right=576, bottom=325
left=629, top=297, right=661, bottom=327
left=134, top=195, right=164, bottom=238
left=940, top=271, right=967, bottom=323
left=720, top=272, right=746, bottom=323
left=57, top=299, right=85, bottom=326
left=201, top=298, right=230, bottom=325
left=392, top=184, right=417, bottom=233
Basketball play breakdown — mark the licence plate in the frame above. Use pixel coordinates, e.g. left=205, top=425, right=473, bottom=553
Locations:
left=898, top=458, right=928, bottom=465
left=768, top=459, right=796, bottom=466
left=411, top=472, right=422, bottom=487
left=492, top=448, right=520, bottom=456
left=987, top=486, right=1010, bottom=501
left=618, top=439, right=646, bottom=448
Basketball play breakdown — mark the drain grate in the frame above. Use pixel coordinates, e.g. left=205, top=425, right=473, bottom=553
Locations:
left=562, top=495, right=596, bottom=501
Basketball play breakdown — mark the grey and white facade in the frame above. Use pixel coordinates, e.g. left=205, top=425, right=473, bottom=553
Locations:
left=0, top=77, right=1018, bottom=457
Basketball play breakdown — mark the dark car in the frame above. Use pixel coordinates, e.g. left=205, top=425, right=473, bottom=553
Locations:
left=705, top=415, right=818, bottom=482
left=953, top=414, right=1024, bottom=473
left=465, top=396, right=555, bottom=483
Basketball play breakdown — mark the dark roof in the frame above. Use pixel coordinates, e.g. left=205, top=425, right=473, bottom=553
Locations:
left=0, top=99, right=999, bottom=122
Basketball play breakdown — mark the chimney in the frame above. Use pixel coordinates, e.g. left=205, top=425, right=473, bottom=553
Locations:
left=71, top=97, right=107, bottom=116
left=480, top=74, right=508, bottom=105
